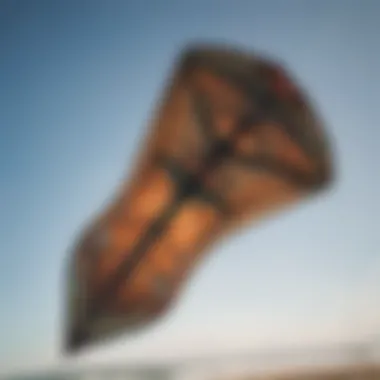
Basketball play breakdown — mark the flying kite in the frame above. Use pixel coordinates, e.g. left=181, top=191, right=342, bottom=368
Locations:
left=64, top=44, right=334, bottom=353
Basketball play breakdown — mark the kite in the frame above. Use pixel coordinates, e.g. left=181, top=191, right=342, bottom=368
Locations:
left=64, top=44, right=334, bottom=353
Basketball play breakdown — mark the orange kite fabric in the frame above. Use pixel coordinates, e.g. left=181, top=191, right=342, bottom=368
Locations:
left=64, top=44, right=334, bottom=353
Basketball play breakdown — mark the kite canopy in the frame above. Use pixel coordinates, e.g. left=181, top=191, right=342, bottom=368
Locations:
left=64, top=44, right=334, bottom=353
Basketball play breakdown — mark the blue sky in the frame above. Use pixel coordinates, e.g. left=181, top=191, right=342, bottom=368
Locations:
left=1, top=0, right=380, bottom=374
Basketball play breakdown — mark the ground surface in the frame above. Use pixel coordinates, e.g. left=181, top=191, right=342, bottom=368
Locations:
left=223, top=365, right=380, bottom=380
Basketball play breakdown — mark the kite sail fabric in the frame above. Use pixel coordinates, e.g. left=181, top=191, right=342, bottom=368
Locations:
left=64, top=44, right=334, bottom=352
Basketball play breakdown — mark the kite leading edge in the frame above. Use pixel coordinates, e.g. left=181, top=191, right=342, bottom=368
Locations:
left=64, top=44, right=334, bottom=353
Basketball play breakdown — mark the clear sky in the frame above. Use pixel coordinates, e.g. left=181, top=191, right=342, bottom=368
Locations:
left=1, top=0, right=380, bottom=375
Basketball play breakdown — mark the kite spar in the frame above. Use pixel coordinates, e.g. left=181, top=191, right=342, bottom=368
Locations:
left=64, top=44, right=334, bottom=353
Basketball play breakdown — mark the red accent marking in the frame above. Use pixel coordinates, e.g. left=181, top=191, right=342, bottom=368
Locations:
left=269, top=66, right=301, bottom=102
